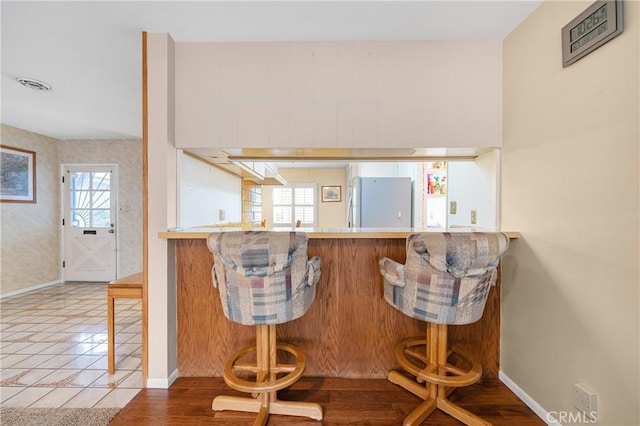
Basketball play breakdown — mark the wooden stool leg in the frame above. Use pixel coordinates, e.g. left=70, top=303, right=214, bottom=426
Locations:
left=257, top=325, right=271, bottom=426
left=212, top=324, right=322, bottom=422
left=391, top=322, right=490, bottom=426
left=107, top=294, right=115, bottom=374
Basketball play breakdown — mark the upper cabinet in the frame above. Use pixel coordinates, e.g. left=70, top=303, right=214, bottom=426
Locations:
left=175, top=41, right=502, bottom=149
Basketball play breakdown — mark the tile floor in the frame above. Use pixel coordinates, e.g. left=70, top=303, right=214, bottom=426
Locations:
left=0, top=283, right=142, bottom=408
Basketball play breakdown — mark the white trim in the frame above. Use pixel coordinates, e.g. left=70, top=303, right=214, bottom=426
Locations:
left=0, top=280, right=62, bottom=299
left=499, top=370, right=559, bottom=425
left=146, top=369, right=179, bottom=389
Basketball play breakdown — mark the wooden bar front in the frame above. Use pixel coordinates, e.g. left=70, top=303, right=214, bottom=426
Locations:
left=176, top=237, right=500, bottom=379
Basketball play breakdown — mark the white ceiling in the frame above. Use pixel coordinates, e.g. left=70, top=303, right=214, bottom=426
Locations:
left=1, top=1, right=541, bottom=141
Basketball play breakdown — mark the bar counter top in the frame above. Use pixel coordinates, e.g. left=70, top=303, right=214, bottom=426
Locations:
left=159, top=226, right=519, bottom=239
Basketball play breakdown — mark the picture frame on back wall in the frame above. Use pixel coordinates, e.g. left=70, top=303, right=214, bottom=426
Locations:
left=321, top=185, right=341, bottom=202
left=1, top=145, right=36, bottom=203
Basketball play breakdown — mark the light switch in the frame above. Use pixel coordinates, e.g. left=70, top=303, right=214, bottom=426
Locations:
left=450, top=201, right=457, bottom=214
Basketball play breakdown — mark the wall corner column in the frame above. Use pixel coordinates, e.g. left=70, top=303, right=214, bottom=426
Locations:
left=145, top=32, right=178, bottom=388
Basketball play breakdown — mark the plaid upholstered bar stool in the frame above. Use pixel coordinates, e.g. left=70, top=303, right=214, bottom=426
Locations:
left=379, top=232, right=509, bottom=426
left=207, top=231, right=323, bottom=425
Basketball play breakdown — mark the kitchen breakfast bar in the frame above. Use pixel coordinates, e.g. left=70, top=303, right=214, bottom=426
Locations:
left=158, top=228, right=519, bottom=380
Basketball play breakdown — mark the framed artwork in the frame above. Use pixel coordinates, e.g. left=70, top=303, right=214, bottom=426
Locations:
left=1, top=145, right=36, bottom=203
left=321, top=185, right=341, bottom=202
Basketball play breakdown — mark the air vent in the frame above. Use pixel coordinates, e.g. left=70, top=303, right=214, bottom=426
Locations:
left=16, top=77, right=51, bottom=91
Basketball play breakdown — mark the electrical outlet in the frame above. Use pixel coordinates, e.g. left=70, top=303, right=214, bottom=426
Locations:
left=219, top=209, right=226, bottom=221
left=450, top=201, right=457, bottom=214
left=574, top=383, right=597, bottom=419
left=470, top=210, right=477, bottom=225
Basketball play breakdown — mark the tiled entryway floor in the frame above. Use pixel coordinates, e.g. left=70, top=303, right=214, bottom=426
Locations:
left=0, top=283, right=142, bottom=408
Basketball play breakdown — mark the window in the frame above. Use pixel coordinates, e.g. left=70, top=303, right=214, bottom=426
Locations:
left=272, top=184, right=317, bottom=227
left=69, top=171, right=112, bottom=227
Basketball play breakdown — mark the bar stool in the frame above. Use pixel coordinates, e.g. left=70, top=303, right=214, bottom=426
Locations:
left=379, top=232, right=509, bottom=426
left=107, top=272, right=143, bottom=374
left=207, top=231, right=323, bottom=425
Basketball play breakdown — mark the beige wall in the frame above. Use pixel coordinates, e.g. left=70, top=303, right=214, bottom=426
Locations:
left=502, top=1, right=639, bottom=424
left=59, top=139, right=142, bottom=277
left=1, top=125, right=60, bottom=295
left=262, top=168, right=347, bottom=228
left=0, top=125, right=144, bottom=296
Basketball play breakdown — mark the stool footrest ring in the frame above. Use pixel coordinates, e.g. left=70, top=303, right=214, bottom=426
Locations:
left=389, top=324, right=490, bottom=426
left=223, top=342, right=305, bottom=394
left=395, top=338, right=482, bottom=388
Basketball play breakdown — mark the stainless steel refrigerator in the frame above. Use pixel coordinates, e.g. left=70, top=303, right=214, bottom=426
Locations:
left=349, top=177, right=413, bottom=227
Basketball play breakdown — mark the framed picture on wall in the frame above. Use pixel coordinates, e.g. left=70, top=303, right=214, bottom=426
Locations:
left=321, top=185, right=341, bottom=202
left=1, top=145, right=36, bottom=203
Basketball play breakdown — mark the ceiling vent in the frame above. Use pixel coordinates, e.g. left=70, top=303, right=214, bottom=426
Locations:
left=16, top=77, right=51, bottom=91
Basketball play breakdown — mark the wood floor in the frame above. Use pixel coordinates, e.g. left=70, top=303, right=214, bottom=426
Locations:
left=110, top=377, right=544, bottom=425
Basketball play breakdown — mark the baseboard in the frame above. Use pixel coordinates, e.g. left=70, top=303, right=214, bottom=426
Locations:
left=0, top=280, right=62, bottom=299
left=499, top=370, right=558, bottom=425
left=146, top=368, right=179, bottom=389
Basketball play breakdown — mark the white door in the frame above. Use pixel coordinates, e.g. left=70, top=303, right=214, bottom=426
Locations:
left=63, top=165, right=117, bottom=282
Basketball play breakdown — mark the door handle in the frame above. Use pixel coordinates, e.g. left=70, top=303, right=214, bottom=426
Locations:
left=108, top=229, right=115, bottom=234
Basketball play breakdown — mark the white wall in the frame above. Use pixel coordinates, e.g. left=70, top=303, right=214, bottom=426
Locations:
left=502, top=1, right=639, bottom=424
left=355, top=162, right=402, bottom=177
left=178, top=152, right=241, bottom=227
left=447, top=151, right=497, bottom=229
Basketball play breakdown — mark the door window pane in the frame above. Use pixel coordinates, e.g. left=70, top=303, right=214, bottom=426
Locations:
left=71, top=172, right=91, bottom=190
left=71, top=209, right=90, bottom=227
left=92, top=191, right=110, bottom=208
left=69, top=170, right=112, bottom=227
left=92, top=210, right=111, bottom=227
left=92, top=173, right=111, bottom=190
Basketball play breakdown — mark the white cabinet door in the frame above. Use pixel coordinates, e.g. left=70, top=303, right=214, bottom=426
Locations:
left=426, top=41, right=502, bottom=147
left=337, top=43, right=355, bottom=147
left=237, top=43, right=269, bottom=147
left=396, top=42, right=430, bottom=147
left=268, top=43, right=291, bottom=147
left=376, top=42, right=399, bottom=147
left=217, top=44, right=239, bottom=147
left=289, top=43, right=314, bottom=147
left=175, top=43, right=224, bottom=148
left=351, top=42, right=378, bottom=147
left=313, top=42, right=338, bottom=147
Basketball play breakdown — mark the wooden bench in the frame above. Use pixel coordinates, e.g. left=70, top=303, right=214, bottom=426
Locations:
left=107, top=272, right=143, bottom=374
